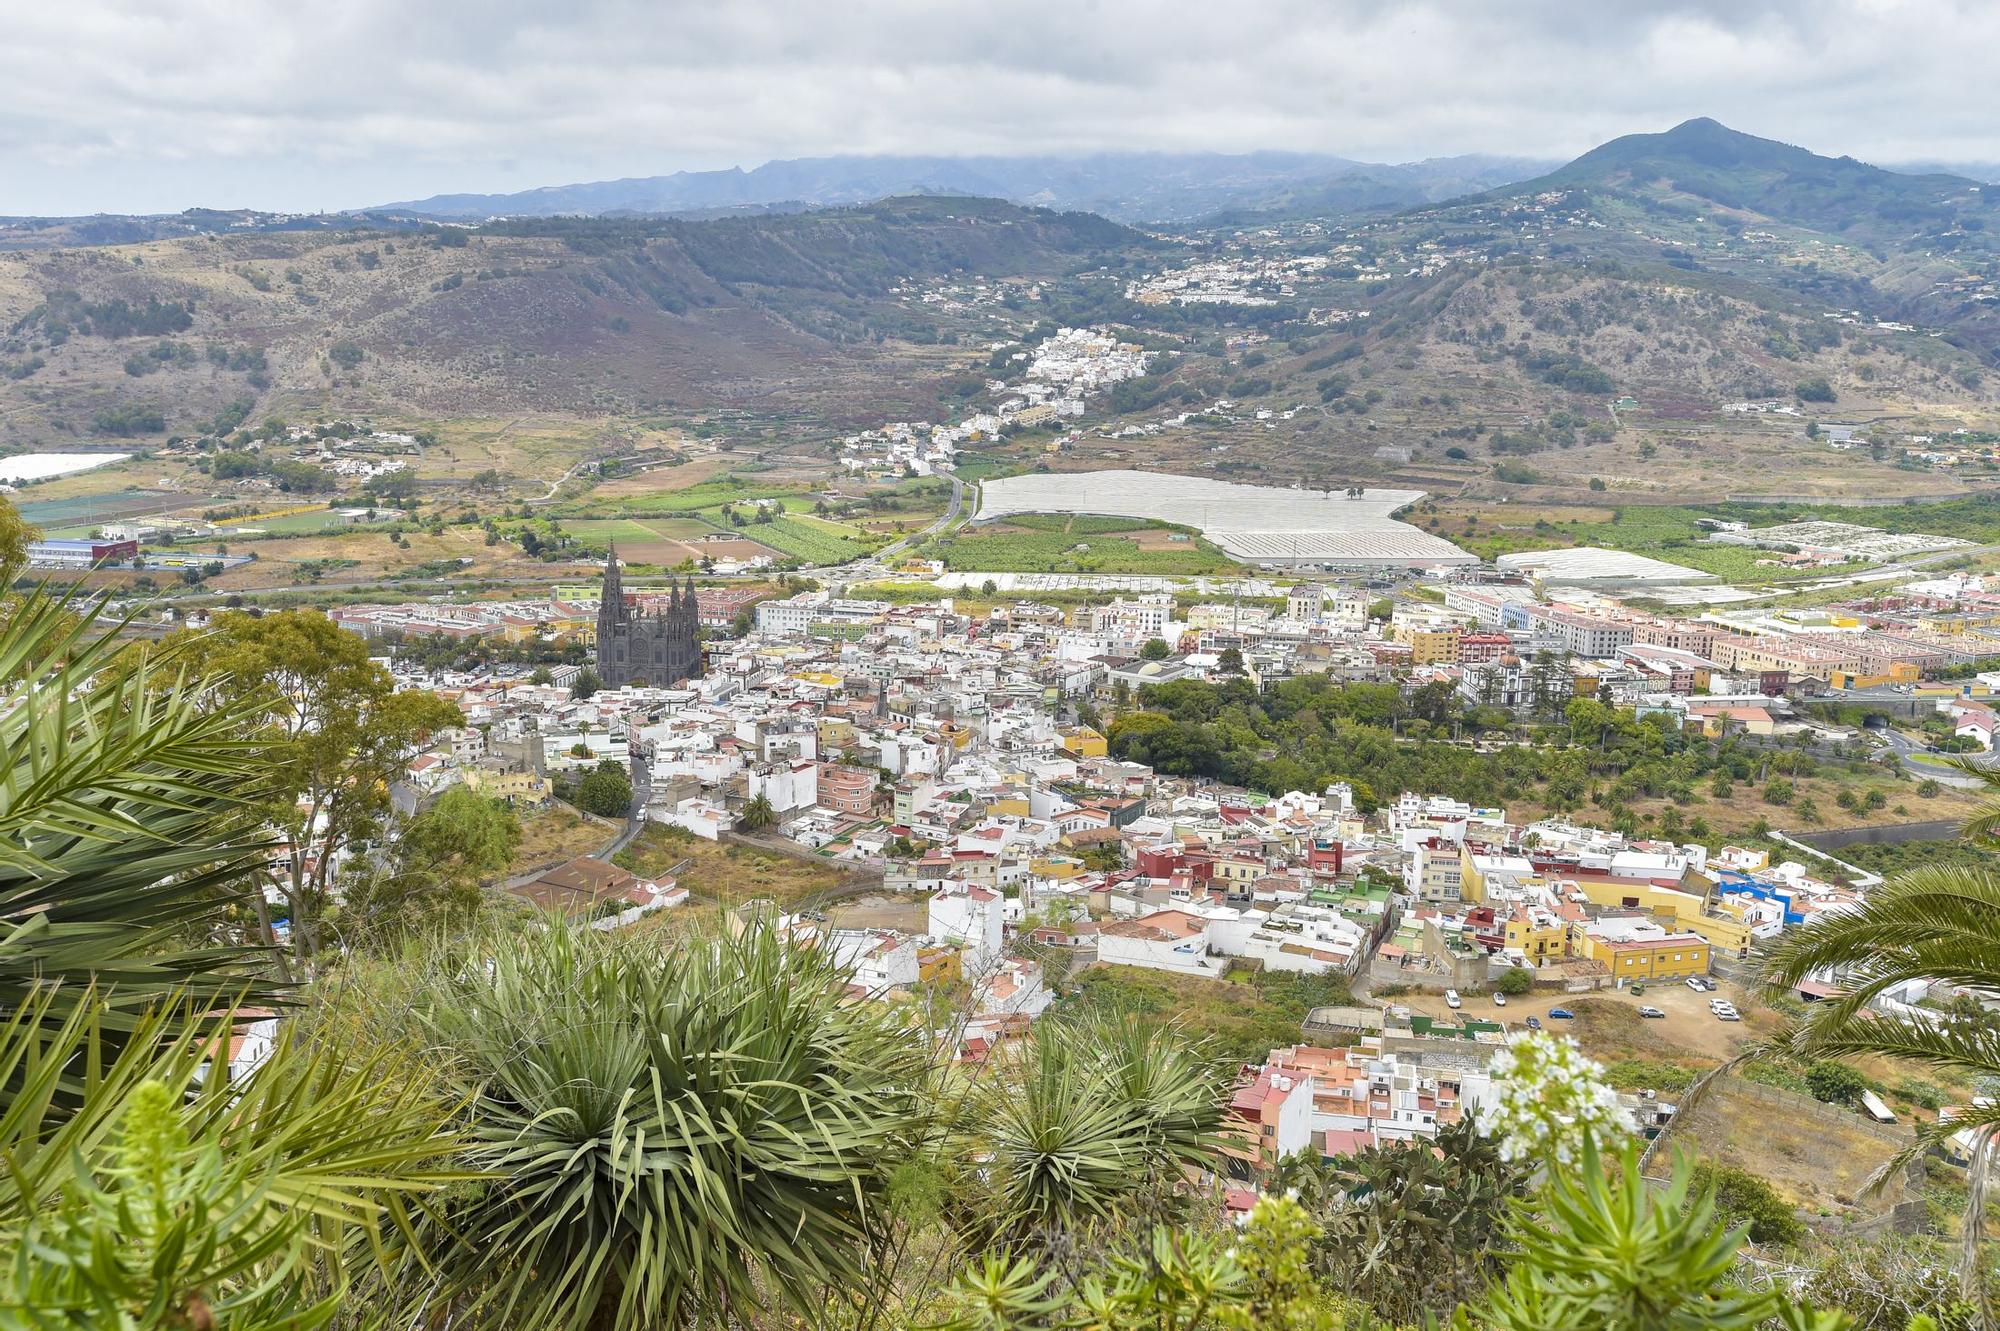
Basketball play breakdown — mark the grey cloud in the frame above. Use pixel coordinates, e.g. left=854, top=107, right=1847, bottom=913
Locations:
left=0, top=0, right=1995, bottom=214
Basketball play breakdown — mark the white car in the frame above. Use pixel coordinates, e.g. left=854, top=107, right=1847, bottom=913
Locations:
left=1491, top=992, right=1508, bottom=1007
left=1444, top=989, right=1462, bottom=1009
left=1715, top=1008, right=1742, bottom=1022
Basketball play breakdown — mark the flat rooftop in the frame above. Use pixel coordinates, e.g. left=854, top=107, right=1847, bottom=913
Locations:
left=975, top=470, right=1476, bottom=568
left=1494, top=546, right=1716, bottom=585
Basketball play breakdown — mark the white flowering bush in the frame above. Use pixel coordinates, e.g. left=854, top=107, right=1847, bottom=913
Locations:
left=1484, top=1030, right=1630, bottom=1166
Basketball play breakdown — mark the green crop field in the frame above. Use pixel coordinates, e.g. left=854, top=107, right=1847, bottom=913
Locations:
left=788, top=512, right=873, bottom=538
left=563, top=479, right=805, bottom=518
left=641, top=516, right=722, bottom=540
left=919, top=529, right=1239, bottom=574
left=561, top=519, right=676, bottom=551
left=13, top=491, right=186, bottom=527
left=1001, top=513, right=1162, bottom=535
left=234, top=509, right=358, bottom=535
left=744, top=516, right=877, bottom=564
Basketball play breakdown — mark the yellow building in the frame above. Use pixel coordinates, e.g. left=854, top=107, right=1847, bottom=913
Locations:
left=1572, top=926, right=1710, bottom=980
left=463, top=768, right=552, bottom=804
left=917, top=946, right=962, bottom=986
left=1829, top=663, right=1921, bottom=690
left=1057, top=725, right=1108, bottom=760
left=1678, top=908, right=1757, bottom=961
left=1409, top=629, right=1463, bottom=666
left=818, top=716, right=858, bottom=750
left=1210, top=855, right=1266, bottom=888
left=1502, top=909, right=1571, bottom=966
left=1030, top=855, right=1086, bottom=881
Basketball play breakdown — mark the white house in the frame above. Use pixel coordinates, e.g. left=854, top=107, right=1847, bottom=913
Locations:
left=977, top=957, right=1055, bottom=1020
left=1952, top=704, right=1996, bottom=751
left=1096, top=909, right=1219, bottom=977
left=829, top=929, right=921, bottom=992
left=749, top=758, right=820, bottom=813
left=654, top=797, right=734, bottom=840
left=928, top=881, right=1006, bottom=966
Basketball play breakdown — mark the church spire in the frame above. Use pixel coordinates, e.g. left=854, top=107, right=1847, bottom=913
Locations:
left=602, top=543, right=624, bottom=606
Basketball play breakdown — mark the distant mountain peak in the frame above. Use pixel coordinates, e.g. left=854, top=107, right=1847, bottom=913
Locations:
left=1462, top=117, right=1998, bottom=246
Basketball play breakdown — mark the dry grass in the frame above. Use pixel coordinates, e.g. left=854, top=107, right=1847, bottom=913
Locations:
left=1679, top=1079, right=1915, bottom=1213
left=207, top=525, right=541, bottom=590
left=507, top=806, right=616, bottom=877
left=619, top=825, right=861, bottom=909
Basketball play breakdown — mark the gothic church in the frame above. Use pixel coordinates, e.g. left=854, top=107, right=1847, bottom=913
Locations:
left=594, top=547, right=704, bottom=688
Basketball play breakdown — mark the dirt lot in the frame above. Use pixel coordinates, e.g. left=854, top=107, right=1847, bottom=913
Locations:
left=586, top=451, right=739, bottom=500
left=1400, top=975, right=1773, bottom=1063
left=827, top=892, right=927, bottom=932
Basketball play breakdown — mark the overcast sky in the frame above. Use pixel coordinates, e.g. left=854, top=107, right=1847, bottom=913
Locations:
left=4, top=0, right=1997, bottom=216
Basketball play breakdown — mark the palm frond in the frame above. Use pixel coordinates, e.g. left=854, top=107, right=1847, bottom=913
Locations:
left=0, top=586, right=283, bottom=1073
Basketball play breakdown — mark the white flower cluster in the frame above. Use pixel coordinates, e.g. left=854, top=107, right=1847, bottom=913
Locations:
left=1484, top=1031, right=1630, bottom=1166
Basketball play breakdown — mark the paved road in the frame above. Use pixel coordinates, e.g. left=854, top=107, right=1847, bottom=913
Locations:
left=1869, top=727, right=1996, bottom=784
left=871, top=473, right=965, bottom=565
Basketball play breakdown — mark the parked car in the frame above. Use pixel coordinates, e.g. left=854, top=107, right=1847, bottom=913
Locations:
left=1444, top=989, right=1462, bottom=1010
left=1685, top=976, right=1715, bottom=992
left=1548, top=1007, right=1575, bottom=1020
left=1638, top=1006, right=1666, bottom=1019
left=1715, top=1008, right=1742, bottom=1022
left=1492, top=992, right=1508, bottom=1006
left=1525, top=1015, right=1542, bottom=1031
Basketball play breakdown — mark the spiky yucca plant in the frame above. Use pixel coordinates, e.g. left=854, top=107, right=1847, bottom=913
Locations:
left=979, top=1013, right=1223, bottom=1246
left=399, top=920, right=933, bottom=1331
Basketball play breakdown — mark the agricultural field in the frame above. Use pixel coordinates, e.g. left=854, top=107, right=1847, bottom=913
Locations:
left=225, top=509, right=363, bottom=535
left=11, top=490, right=191, bottom=529
left=556, top=517, right=785, bottom=567
left=554, top=467, right=918, bottom=566
left=1422, top=497, right=2000, bottom=586
left=562, top=477, right=806, bottom=519
left=917, top=526, right=1239, bottom=574
left=200, top=526, right=544, bottom=591
left=744, top=515, right=880, bottom=564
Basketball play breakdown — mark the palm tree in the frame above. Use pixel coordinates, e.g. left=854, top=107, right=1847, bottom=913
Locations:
left=0, top=587, right=283, bottom=1058
left=1761, top=760, right=2000, bottom=1316
left=390, top=918, right=932, bottom=1330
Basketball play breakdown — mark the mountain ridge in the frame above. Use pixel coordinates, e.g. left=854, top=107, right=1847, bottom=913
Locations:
left=371, top=150, right=1555, bottom=225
